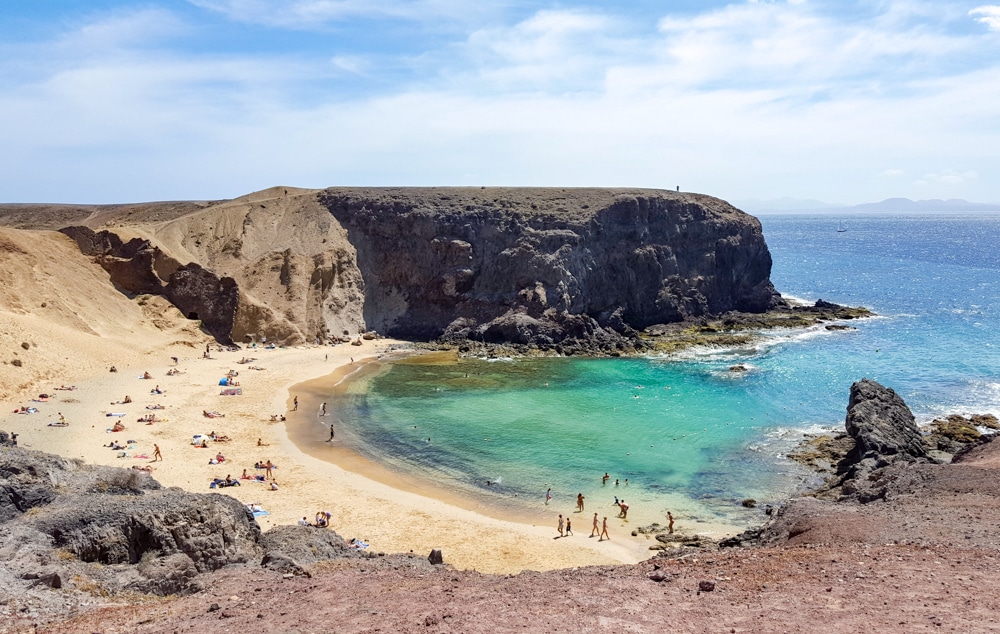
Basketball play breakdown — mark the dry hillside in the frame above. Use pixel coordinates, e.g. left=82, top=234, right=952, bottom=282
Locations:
left=0, top=227, right=208, bottom=400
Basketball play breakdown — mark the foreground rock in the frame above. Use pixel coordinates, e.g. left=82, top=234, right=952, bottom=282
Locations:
left=0, top=440, right=385, bottom=617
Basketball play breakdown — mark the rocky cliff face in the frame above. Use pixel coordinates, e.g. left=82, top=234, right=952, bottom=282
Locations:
left=28, top=187, right=783, bottom=350
left=320, top=188, right=781, bottom=351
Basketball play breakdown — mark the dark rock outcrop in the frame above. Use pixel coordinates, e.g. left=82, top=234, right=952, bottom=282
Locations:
left=260, top=524, right=362, bottom=575
left=0, top=440, right=372, bottom=599
left=844, top=379, right=927, bottom=464
left=164, top=264, right=240, bottom=343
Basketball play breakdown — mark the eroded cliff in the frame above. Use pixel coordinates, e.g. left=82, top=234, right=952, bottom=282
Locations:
left=9, top=187, right=783, bottom=350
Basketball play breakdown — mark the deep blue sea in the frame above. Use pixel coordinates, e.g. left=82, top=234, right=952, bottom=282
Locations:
left=330, top=213, right=1000, bottom=532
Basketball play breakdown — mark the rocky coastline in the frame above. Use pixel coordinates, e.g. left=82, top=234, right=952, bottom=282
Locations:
left=4, top=379, right=999, bottom=631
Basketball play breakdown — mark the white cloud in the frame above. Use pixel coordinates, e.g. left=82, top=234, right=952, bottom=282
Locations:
left=915, top=170, right=980, bottom=186
left=3, top=2, right=1000, bottom=204
left=970, top=5, right=1000, bottom=31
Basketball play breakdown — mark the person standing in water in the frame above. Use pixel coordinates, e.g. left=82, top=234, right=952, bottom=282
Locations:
left=320, top=402, right=327, bottom=416
left=325, top=424, right=335, bottom=442
left=545, top=488, right=552, bottom=505
left=576, top=493, right=585, bottom=512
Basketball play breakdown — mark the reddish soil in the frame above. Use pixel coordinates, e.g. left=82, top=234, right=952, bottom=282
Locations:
left=10, top=438, right=1000, bottom=634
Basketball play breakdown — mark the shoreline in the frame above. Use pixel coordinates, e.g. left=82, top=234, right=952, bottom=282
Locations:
left=0, top=340, right=650, bottom=574
left=284, top=350, right=798, bottom=541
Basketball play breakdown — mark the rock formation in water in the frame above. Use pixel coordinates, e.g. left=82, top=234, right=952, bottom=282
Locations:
left=13, top=187, right=783, bottom=350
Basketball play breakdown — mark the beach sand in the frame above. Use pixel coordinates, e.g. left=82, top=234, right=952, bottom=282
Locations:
left=0, top=338, right=651, bottom=574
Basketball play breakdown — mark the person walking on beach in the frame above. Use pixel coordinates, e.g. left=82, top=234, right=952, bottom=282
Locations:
left=557, top=514, right=564, bottom=537
left=293, top=396, right=298, bottom=411
left=545, top=488, right=552, bottom=505
left=565, top=518, right=573, bottom=536
left=576, top=493, right=585, bottom=512
left=152, top=444, right=162, bottom=462
left=599, top=517, right=610, bottom=541
left=590, top=512, right=599, bottom=537
left=325, top=424, right=335, bottom=442
left=667, top=511, right=674, bottom=534
left=618, top=500, right=629, bottom=519
left=320, top=402, right=327, bottom=417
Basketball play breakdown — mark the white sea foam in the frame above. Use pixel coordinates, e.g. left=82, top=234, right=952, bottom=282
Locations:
left=781, top=294, right=814, bottom=306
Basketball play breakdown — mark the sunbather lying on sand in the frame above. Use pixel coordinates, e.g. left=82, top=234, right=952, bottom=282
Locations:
left=146, top=404, right=165, bottom=410
left=150, top=386, right=165, bottom=395
left=142, top=371, right=153, bottom=380
left=203, top=410, right=225, bottom=418
left=55, top=385, right=77, bottom=391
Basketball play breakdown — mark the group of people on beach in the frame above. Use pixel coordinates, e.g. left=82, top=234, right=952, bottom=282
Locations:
left=550, top=473, right=677, bottom=542
left=298, top=510, right=332, bottom=528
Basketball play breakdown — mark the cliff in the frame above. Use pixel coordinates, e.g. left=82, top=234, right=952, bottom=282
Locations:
left=3, top=187, right=783, bottom=350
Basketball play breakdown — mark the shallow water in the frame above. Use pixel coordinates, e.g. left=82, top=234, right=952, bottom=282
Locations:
left=327, top=212, right=1000, bottom=533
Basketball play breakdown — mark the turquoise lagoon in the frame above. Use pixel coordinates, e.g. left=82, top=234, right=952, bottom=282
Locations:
left=328, top=213, right=1000, bottom=532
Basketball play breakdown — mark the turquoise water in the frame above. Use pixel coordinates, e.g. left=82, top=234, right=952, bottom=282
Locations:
left=331, top=212, right=1000, bottom=532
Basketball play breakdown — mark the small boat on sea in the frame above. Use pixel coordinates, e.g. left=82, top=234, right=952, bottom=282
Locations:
left=837, top=222, right=847, bottom=233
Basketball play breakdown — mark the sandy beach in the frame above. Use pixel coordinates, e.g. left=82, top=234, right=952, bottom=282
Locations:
left=0, top=338, right=651, bottom=574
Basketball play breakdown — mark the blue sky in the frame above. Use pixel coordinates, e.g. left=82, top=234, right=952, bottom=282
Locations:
left=2, top=0, right=999, bottom=204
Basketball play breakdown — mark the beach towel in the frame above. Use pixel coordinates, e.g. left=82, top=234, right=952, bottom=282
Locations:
left=252, top=509, right=269, bottom=517
left=107, top=413, right=126, bottom=417
left=220, top=387, right=242, bottom=396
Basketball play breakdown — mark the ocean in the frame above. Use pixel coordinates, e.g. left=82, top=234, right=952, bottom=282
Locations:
left=328, top=212, right=1000, bottom=533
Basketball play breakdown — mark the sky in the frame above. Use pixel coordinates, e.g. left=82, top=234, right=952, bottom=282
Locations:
left=2, top=0, right=999, bottom=205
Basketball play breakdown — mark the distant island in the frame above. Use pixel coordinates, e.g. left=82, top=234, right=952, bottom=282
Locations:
left=738, top=196, right=1000, bottom=214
